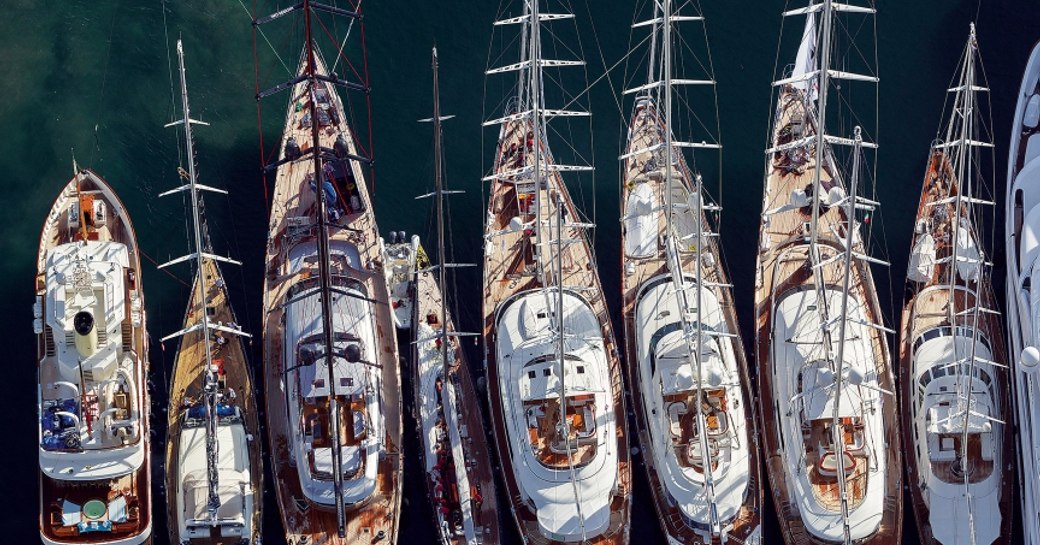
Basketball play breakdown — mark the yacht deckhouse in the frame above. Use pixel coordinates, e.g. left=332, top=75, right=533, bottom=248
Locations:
left=37, top=170, right=151, bottom=545
left=772, top=287, right=887, bottom=542
left=41, top=242, right=145, bottom=490
left=496, top=288, right=616, bottom=540
left=905, top=321, right=1007, bottom=545
left=283, top=276, right=383, bottom=506
left=633, top=274, right=753, bottom=534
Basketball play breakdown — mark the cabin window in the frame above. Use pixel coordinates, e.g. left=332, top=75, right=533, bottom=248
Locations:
left=577, top=365, right=585, bottom=374
left=528, top=371, right=537, bottom=379
left=543, top=368, right=552, bottom=377
left=933, top=366, right=946, bottom=378
left=314, top=379, right=326, bottom=389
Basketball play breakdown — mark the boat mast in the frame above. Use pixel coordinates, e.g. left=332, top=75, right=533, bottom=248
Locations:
left=830, top=126, right=863, bottom=545
left=806, top=2, right=856, bottom=543
left=660, top=0, right=720, bottom=533
left=521, top=0, right=588, bottom=537
left=303, top=0, right=348, bottom=534
left=808, top=0, right=835, bottom=288
left=530, top=0, right=545, bottom=284
left=948, top=26, right=985, bottom=545
left=432, top=46, right=451, bottom=390
left=173, top=40, right=224, bottom=522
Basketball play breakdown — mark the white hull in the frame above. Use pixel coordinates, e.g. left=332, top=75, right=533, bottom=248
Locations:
left=382, top=234, right=420, bottom=330
left=1006, top=40, right=1040, bottom=545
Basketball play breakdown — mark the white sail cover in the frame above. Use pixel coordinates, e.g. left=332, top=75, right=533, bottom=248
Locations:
left=624, top=182, right=658, bottom=258
left=956, top=225, right=982, bottom=282
left=908, top=233, right=936, bottom=283
left=792, top=12, right=818, bottom=100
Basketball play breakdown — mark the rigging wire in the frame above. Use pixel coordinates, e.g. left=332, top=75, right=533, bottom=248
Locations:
left=87, top=0, right=122, bottom=170
left=234, top=0, right=292, bottom=75
left=251, top=0, right=271, bottom=209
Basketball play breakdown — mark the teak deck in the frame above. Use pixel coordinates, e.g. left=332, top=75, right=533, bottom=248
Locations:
left=482, top=117, right=631, bottom=545
left=412, top=269, right=501, bottom=545
left=753, top=87, right=902, bottom=545
left=619, top=100, right=762, bottom=545
left=165, top=259, right=263, bottom=545
left=262, top=52, right=402, bottom=545
left=899, top=152, right=1013, bottom=545
left=36, top=171, right=152, bottom=545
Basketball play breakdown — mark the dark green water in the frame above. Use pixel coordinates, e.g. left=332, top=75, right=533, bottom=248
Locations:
left=4, top=1, right=1039, bottom=543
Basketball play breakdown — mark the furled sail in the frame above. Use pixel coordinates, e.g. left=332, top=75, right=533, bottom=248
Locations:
left=792, top=12, right=818, bottom=100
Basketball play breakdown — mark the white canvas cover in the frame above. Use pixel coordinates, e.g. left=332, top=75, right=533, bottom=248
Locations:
left=908, top=233, right=936, bottom=283
left=624, top=182, right=658, bottom=258
left=956, top=225, right=982, bottom=282
left=183, top=469, right=248, bottom=521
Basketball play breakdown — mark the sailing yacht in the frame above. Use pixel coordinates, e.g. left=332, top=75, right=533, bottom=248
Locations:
left=482, top=1, right=631, bottom=543
left=162, top=41, right=263, bottom=545
left=1005, top=35, right=1040, bottom=545
left=753, top=2, right=901, bottom=544
left=620, top=1, right=761, bottom=543
left=36, top=169, right=151, bottom=544
left=901, top=26, right=1012, bottom=545
left=412, top=47, right=501, bottom=545
left=256, top=2, right=402, bottom=542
